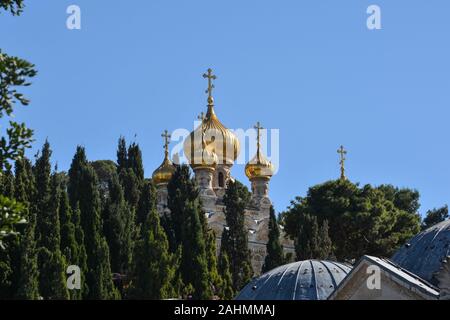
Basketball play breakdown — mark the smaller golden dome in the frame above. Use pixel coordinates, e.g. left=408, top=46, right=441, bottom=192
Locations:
left=152, top=130, right=176, bottom=185
left=245, top=121, right=275, bottom=180
left=245, top=152, right=274, bottom=180
left=152, top=157, right=176, bottom=185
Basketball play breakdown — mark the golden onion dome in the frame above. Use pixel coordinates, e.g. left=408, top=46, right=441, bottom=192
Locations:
left=152, top=157, right=176, bottom=185
left=184, top=104, right=240, bottom=166
left=152, top=130, right=176, bottom=185
left=190, top=146, right=218, bottom=170
left=245, top=151, right=275, bottom=180
left=245, top=121, right=274, bottom=180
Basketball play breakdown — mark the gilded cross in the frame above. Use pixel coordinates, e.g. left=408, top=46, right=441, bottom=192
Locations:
left=161, top=130, right=171, bottom=158
left=203, top=68, right=217, bottom=101
left=337, top=145, right=347, bottom=180
left=254, top=121, right=263, bottom=156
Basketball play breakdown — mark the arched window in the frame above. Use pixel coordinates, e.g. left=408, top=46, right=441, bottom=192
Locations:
left=218, top=172, right=224, bottom=188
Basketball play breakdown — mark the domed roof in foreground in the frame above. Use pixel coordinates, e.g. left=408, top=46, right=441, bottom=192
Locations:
left=392, top=219, right=450, bottom=283
left=236, top=260, right=352, bottom=300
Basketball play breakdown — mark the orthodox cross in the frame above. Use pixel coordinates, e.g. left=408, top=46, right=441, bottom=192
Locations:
left=203, top=68, right=217, bottom=101
left=337, top=145, right=347, bottom=180
left=161, top=130, right=171, bottom=159
left=254, top=121, right=263, bottom=157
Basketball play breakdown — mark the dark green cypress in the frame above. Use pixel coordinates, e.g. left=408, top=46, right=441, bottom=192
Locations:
left=136, top=180, right=156, bottom=226
left=129, top=189, right=177, bottom=299
left=180, top=201, right=212, bottom=299
left=217, top=249, right=234, bottom=299
left=15, top=211, right=39, bottom=299
left=166, top=165, right=212, bottom=299
left=127, top=142, right=144, bottom=183
left=68, top=146, right=119, bottom=299
left=33, top=142, right=69, bottom=299
left=116, top=136, right=128, bottom=173
left=221, top=180, right=253, bottom=291
left=103, top=173, right=134, bottom=274
left=262, top=206, right=284, bottom=273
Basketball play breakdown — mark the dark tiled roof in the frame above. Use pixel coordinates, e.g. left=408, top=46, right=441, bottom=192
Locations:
left=235, top=260, right=351, bottom=300
left=392, top=219, right=450, bottom=284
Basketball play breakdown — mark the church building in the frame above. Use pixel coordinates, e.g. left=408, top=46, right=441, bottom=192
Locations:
left=151, top=69, right=294, bottom=273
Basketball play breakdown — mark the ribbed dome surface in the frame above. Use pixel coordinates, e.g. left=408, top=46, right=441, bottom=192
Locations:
left=183, top=105, right=240, bottom=166
left=392, top=219, right=450, bottom=283
left=236, top=260, right=352, bottom=300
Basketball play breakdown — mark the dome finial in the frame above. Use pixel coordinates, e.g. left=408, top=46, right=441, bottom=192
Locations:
left=254, top=121, right=263, bottom=161
left=161, top=129, right=171, bottom=160
left=337, top=145, right=347, bottom=180
left=203, top=68, right=216, bottom=104
left=203, top=68, right=217, bottom=119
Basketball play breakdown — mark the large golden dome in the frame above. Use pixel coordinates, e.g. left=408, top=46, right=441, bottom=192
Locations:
left=152, top=130, right=176, bottom=185
left=184, top=69, right=240, bottom=166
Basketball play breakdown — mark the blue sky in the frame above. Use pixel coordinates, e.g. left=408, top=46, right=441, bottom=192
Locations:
left=1, top=0, right=449, bottom=215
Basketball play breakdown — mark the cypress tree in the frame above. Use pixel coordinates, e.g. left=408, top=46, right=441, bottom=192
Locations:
left=262, top=206, right=284, bottom=273
left=68, top=146, right=119, bottom=299
left=127, top=142, right=144, bottom=183
left=72, top=203, right=88, bottom=299
left=221, top=180, right=253, bottom=291
left=129, top=189, right=177, bottom=299
left=217, top=249, right=234, bottom=300
left=205, top=229, right=222, bottom=297
left=103, top=173, right=134, bottom=274
left=136, top=180, right=156, bottom=227
left=295, top=214, right=333, bottom=260
left=33, top=142, right=69, bottom=299
left=15, top=211, right=40, bottom=299
left=180, top=201, right=212, bottom=299
left=166, top=165, right=212, bottom=299
left=116, top=136, right=128, bottom=173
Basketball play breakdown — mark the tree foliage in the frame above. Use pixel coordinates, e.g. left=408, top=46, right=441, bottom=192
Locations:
left=262, top=206, right=284, bottom=273
left=281, top=180, right=421, bottom=261
left=422, top=205, right=449, bottom=230
left=220, top=180, right=253, bottom=292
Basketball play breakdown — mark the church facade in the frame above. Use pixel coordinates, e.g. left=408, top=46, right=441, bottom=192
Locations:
left=151, top=69, right=294, bottom=274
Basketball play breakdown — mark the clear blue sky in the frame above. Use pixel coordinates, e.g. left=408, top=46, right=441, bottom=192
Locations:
left=1, top=0, right=449, bottom=215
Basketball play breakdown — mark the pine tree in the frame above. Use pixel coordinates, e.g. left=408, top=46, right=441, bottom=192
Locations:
left=129, top=190, right=177, bottom=299
left=221, top=180, right=253, bottom=292
left=262, top=206, right=284, bottom=273
left=103, top=173, right=134, bottom=274
left=68, top=146, right=119, bottom=299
